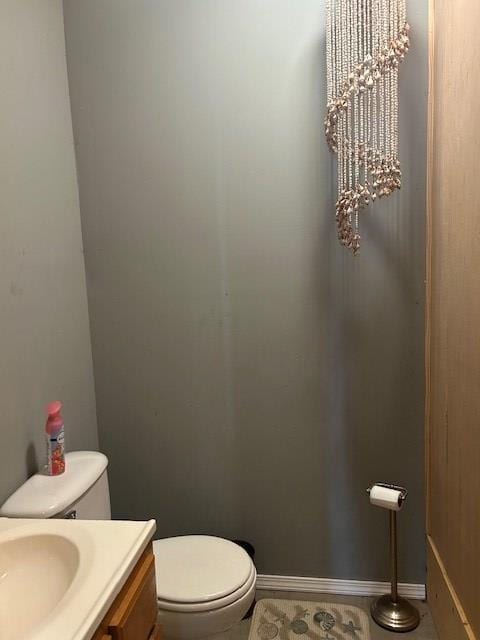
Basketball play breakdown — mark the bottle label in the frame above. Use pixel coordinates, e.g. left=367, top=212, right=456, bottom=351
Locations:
left=47, top=427, right=65, bottom=475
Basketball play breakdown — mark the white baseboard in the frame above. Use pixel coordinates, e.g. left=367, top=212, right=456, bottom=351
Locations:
left=256, top=574, right=426, bottom=600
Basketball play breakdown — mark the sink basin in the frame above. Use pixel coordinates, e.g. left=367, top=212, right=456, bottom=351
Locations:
left=0, top=518, right=155, bottom=640
left=0, top=533, right=79, bottom=640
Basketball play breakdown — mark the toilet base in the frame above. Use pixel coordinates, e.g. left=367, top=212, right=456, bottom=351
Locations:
left=158, top=581, right=255, bottom=640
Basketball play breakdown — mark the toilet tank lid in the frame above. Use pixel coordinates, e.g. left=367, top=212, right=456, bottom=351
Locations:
left=0, top=451, right=108, bottom=518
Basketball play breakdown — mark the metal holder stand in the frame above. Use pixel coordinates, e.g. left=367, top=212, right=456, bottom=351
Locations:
left=369, top=485, right=420, bottom=633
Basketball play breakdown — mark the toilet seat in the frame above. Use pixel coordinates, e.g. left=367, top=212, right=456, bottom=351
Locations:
left=153, top=535, right=256, bottom=613
left=157, top=563, right=256, bottom=612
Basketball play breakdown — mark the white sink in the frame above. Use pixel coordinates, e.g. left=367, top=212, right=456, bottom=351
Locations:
left=0, top=518, right=155, bottom=640
left=0, top=533, right=80, bottom=640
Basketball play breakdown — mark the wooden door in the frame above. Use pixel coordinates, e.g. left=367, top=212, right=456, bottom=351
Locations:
left=426, top=1, right=480, bottom=639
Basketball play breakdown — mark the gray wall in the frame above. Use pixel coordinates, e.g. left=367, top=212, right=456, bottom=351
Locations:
left=0, top=1, right=98, bottom=504
left=64, top=0, right=427, bottom=581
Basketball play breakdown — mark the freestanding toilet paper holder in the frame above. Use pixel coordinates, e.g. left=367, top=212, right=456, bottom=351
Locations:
left=367, top=483, right=420, bottom=633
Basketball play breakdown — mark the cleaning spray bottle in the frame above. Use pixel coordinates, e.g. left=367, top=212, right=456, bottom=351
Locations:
left=45, top=401, right=65, bottom=475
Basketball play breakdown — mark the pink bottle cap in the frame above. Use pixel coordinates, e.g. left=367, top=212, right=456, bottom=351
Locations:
left=46, top=400, right=62, bottom=417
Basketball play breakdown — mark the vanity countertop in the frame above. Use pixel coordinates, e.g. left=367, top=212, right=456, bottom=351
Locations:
left=0, top=517, right=156, bottom=640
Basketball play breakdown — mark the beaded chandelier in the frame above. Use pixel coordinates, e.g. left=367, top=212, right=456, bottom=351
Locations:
left=325, top=0, right=410, bottom=254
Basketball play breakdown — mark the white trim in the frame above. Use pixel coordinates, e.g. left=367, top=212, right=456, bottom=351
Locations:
left=256, top=574, right=426, bottom=600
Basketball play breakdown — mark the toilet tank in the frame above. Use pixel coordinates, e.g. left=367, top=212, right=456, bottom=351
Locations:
left=0, top=451, right=111, bottom=520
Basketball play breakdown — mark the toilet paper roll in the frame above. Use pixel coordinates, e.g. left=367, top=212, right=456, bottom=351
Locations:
left=369, top=485, right=403, bottom=511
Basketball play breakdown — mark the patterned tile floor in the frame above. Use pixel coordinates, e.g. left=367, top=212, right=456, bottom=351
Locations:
left=221, top=591, right=438, bottom=640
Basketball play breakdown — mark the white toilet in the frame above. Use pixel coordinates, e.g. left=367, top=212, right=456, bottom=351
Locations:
left=0, top=451, right=256, bottom=640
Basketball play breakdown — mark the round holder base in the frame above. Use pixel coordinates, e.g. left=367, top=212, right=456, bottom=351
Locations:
left=371, top=594, right=420, bottom=633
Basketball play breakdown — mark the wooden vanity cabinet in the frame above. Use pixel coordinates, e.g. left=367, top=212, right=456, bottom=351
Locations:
left=92, top=543, right=161, bottom=640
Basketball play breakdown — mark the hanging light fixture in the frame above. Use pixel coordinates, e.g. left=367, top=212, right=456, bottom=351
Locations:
left=325, top=0, right=410, bottom=254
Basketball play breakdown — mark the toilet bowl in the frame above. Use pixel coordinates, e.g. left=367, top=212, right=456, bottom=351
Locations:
left=153, top=535, right=256, bottom=640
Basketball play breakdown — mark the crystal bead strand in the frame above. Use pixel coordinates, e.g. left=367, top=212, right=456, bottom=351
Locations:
left=337, top=0, right=344, bottom=196
left=372, top=0, right=378, bottom=163
left=350, top=0, right=360, bottom=189
left=346, top=0, right=352, bottom=193
left=359, top=0, right=365, bottom=191
left=326, top=0, right=332, bottom=102
left=390, top=0, right=394, bottom=162
left=386, top=0, right=391, bottom=161
left=327, top=0, right=337, bottom=194
left=332, top=0, right=338, bottom=193
left=336, top=0, right=341, bottom=193
left=360, top=0, right=365, bottom=234
left=363, top=0, right=372, bottom=159
left=345, top=0, right=350, bottom=240
left=390, top=1, right=396, bottom=163
left=380, top=0, right=385, bottom=176
left=325, top=0, right=341, bottom=195
left=386, top=1, right=391, bottom=163
left=341, top=0, right=346, bottom=192
left=395, top=0, right=400, bottom=161
left=386, top=0, right=391, bottom=182
left=335, top=0, right=339, bottom=90
left=379, top=0, right=385, bottom=166
left=393, top=0, right=397, bottom=161
left=353, top=0, right=359, bottom=235
left=365, top=0, right=375, bottom=175
left=341, top=0, right=347, bottom=196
